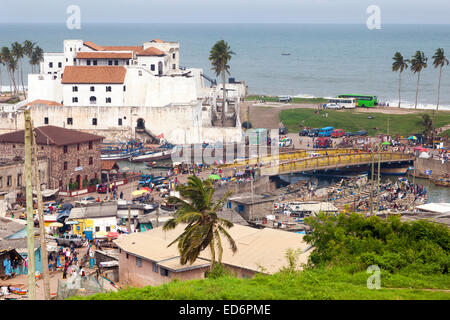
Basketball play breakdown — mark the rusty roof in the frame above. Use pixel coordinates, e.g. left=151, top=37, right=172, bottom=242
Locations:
left=26, top=99, right=63, bottom=107
left=62, top=66, right=127, bottom=84
left=101, top=160, right=119, bottom=171
left=136, top=47, right=165, bottom=56
left=0, top=126, right=104, bottom=146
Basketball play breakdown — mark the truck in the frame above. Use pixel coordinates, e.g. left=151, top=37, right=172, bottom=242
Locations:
left=55, top=234, right=85, bottom=248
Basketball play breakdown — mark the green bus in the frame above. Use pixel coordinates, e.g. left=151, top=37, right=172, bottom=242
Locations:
left=337, top=94, right=378, bottom=107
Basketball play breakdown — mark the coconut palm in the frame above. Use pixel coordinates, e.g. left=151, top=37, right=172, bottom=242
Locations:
left=163, top=175, right=237, bottom=269
left=30, top=46, right=44, bottom=74
left=209, top=40, right=235, bottom=127
left=1, top=47, right=17, bottom=94
left=407, top=51, right=428, bottom=109
left=392, top=52, right=408, bottom=108
left=432, top=48, right=449, bottom=111
left=11, top=42, right=26, bottom=98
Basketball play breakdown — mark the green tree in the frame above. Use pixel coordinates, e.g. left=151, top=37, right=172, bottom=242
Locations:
left=392, top=52, right=408, bottom=108
left=421, top=114, right=434, bottom=141
left=209, top=40, right=235, bottom=127
left=407, top=51, right=428, bottom=109
left=1, top=46, right=17, bottom=94
left=432, top=48, right=449, bottom=111
left=163, top=175, right=237, bottom=269
left=11, top=42, right=26, bottom=98
left=30, top=46, right=44, bottom=74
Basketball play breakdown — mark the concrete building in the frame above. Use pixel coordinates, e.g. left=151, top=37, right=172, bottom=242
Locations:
left=2, top=39, right=247, bottom=144
left=227, top=192, right=278, bottom=221
left=114, top=223, right=311, bottom=287
left=0, top=125, right=103, bottom=191
left=0, top=157, right=49, bottom=194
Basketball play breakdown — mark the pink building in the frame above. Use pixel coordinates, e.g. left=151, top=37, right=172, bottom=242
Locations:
left=114, top=224, right=310, bottom=287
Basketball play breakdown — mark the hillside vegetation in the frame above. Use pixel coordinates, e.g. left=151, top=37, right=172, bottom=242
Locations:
left=71, top=214, right=450, bottom=300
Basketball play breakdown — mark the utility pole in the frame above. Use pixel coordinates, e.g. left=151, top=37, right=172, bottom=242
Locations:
left=127, top=204, right=131, bottom=233
left=369, top=148, right=374, bottom=215
left=156, top=203, right=160, bottom=227
left=31, top=121, right=50, bottom=300
left=24, top=109, right=36, bottom=300
left=376, top=143, right=381, bottom=213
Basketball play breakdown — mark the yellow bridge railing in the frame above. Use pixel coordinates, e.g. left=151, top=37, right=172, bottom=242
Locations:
left=260, top=152, right=414, bottom=176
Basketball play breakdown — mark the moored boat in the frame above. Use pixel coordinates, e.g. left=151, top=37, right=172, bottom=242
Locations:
left=432, top=175, right=450, bottom=187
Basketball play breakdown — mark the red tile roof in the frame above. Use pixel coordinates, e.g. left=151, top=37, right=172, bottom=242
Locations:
left=83, top=41, right=104, bottom=51
left=0, top=126, right=104, bottom=146
left=101, top=160, right=119, bottom=171
left=76, top=52, right=133, bottom=59
left=136, top=47, right=165, bottom=56
left=82, top=41, right=164, bottom=56
left=26, top=100, right=63, bottom=107
left=62, top=66, right=127, bottom=84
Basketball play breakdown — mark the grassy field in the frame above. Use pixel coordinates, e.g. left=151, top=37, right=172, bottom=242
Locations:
left=280, top=108, right=450, bottom=136
left=246, top=95, right=328, bottom=104
left=71, top=267, right=450, bottom=300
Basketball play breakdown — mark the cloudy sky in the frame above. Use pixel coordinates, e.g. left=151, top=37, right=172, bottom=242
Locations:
left=2, top=0, right=450, bottom=24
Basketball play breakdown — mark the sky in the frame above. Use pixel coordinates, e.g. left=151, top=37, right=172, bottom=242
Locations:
left=2, top=0, right=450, bottom=24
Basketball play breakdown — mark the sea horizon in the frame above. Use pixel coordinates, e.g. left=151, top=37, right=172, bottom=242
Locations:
left=1, top=23, right=450, bottom=108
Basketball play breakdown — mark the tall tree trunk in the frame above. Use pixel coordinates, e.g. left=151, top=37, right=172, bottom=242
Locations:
left=20, top=59, right=27, bottom=99
left=398, top=71, right=402, bottom=108
left=209, top=238, right=216, bottom=271
left=437, top=66, right=442, bottom=111
left=221, top=71, right=226, bottom=127
left=415, top=71, right=421, bottom=109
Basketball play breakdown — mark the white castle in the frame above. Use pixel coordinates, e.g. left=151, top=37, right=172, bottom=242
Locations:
left=1, top=39, right=246, bottom=144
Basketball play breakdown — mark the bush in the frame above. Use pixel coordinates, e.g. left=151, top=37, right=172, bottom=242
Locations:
left=304, top=212, right=450, bottom=275
left=204, top=262, right=235, bottom=279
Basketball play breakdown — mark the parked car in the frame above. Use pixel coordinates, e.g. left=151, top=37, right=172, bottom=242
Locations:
left=315, top=137, right=332, bottom=148
left=325, top=103, right=342, bottom=110
left=331, top=129, right=345, bottom=138
left=43, top=201, right=59, bottom=213
left=344, top=131, right=355, bottom=137
left=355, top=130, right=368, bottom=136
left=75, top=196, right=96, bottom=205
left=279, top=126, right=288, bottom=135
left=278, top=96, right=292, bottom=103
left=308, top=128, right=320, bottom=137
left=97, top=184, right=107, bottom=193
left=55, top=234, right=85, bottom=248
left=299, top=129, right=309, bottom=136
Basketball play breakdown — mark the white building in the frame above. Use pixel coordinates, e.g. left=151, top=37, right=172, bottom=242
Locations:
left=15, top=39, right=247, bottom=144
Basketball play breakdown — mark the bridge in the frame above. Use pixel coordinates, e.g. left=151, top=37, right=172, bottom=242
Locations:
left=216, top=149, right=414, bottom=177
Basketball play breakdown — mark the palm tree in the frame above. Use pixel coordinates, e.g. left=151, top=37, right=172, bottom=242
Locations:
left=163, top=175, right=237, bottom=269
left=407, top=51, right=428, bottom=109
left=1, top=46, right=17, bottom=94
left=209, top=40, right=235, bottom=127
left=30, top=46, right=44, bottom=74
left=11, top=42, right=26, bottom=98
left=432, top=48, right=449, bottom=111
left=23, top=40, right=35, bottom=73
left=392, top=52, right=408, bottom=108
left=421, top=114, right=434, bottom=142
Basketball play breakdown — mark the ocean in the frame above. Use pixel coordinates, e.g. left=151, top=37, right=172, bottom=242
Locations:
left=1, top=23, right=450, bottom=108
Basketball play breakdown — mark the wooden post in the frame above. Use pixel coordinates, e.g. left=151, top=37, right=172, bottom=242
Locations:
left=24, top=109, right=36, bottom=300
left=156, top=204, right=160, bottom=227
left=376, top=143, right=381, bottom=213
left=31, top=121, right=51, bottom=300
left=127, top=204, right=131, bottom=233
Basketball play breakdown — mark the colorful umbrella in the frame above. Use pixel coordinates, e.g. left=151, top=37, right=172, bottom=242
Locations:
left=408, top=136, right=417, bottom=140
left=107, top=232, right=120, bottom=238
left=381, top=141, right=390, bottom=145
left=132, top=190, right=148, bottom=196
left=208, top=174, right=221, bottom=180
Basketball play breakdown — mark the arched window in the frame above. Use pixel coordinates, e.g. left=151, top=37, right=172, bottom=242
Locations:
left=90, top=96, right=96, bottom=104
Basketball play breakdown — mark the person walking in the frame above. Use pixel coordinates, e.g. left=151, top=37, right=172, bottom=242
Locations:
left=62, top=260, right=69, bottom=279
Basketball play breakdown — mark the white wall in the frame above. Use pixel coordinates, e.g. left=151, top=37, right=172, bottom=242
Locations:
left=63, top=83, right=125, bottom=107
left=27, top=74, right=63, bottom=103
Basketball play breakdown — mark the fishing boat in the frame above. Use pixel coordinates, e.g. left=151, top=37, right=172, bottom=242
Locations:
left=130, top=143, right=175, bottom=162
left=101, top=141, right=144, bottom=160
left=432, top=175, right=450, bottom=187
left=374, top=166, right=410, bottom=176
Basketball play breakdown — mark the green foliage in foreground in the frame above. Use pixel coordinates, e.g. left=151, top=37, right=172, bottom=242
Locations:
left=279, top=108, right=450, bottom=136
left=246, top=95, right=328, bottom=104
left=70, top=267, right=450, bottom=300
left=304, top=213, right=450, bottom=275
left=71, top=214, right=449, bottom=300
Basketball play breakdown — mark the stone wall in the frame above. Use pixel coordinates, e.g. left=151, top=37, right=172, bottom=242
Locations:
left=414, top=158, right=450, bottom=178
